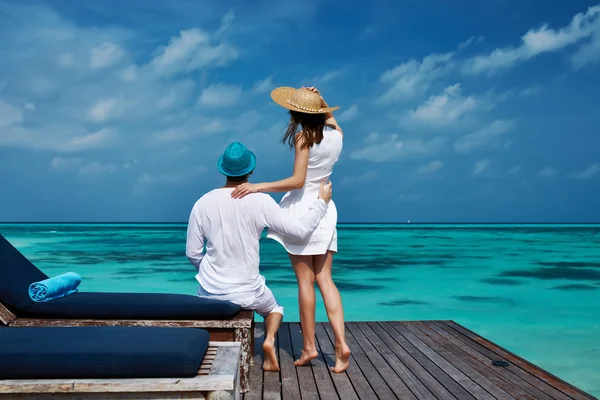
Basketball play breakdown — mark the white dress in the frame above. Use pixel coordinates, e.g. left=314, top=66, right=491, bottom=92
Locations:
left=267, top=125, right=343, bottom=255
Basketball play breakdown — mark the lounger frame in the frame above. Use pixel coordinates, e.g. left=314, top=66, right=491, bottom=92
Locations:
left=0, top=341, right=241, bottom=400
left=0, top=302, right=253, bottom=394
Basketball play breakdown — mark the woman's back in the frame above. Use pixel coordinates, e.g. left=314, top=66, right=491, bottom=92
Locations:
left=304, top=125, right=343, bottom=193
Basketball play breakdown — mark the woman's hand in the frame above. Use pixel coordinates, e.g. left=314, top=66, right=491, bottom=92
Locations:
left=303, top=86, right=321, bottom=97
left=231, top=183, right=262, bottom=199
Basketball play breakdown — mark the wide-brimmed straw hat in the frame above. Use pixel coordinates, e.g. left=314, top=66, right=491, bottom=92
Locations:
left=271, top=87, right=340, bottom=114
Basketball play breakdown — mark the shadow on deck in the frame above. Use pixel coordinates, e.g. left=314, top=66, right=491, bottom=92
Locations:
left=243, top=321, right=596, bottom=400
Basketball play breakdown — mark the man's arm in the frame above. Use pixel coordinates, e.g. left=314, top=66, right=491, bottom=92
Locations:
left=186, top=205, right=205, bottom=271
left=262, top=196, right=328, bottom=239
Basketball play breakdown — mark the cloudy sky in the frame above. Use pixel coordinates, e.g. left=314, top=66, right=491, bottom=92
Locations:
left=1, top=0, right=599, bottom=223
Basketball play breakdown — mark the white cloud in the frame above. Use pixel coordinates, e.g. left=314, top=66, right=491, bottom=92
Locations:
left=458, top=36, right=485, bottom=51
left=1, top=125, right=115, bottom=152
left=215, top=10, right=235, bottom=37
left=51, top=157, right=134, bottom=176
left=132, top=167, right=207, bottom=196
left=25, top=103, right=35, bottom=111
left=455, top=119, right=515, bottom=153
left=473, top=159, right=490, bottom=175
left=464, top=5, right=600, bottom=74
left=416, top=160, right=443, bottom=174
left=88, top=98, right=117, bottom=122
left=150, top=28, right=238, bottom=76
left=340, top=171, right=378, bottom=186
left=152, top=116, right=228, bottom=143
left=568, top=163, right=600, bottom=179
left=307, top=68, right=347, bottom=86
left=538, top=167, right=557, bottom=178
left=0, top=99, right=24, bottom=129
left=338, top=104, right=359, bottom=122
left=509, top=166, right=522, bottom=174
left=378, top=53, right=453, bottom=101
left=350, top=132, right=445, bottom=162
left=90, top=42, right=124, bottom=70
left=405, top=84, right=478, bottom=125
left=198, top=84, right=241, bottom=107
left=252, top=76, right=274, bottom=93
left=56, top=52, right=76, bottom=69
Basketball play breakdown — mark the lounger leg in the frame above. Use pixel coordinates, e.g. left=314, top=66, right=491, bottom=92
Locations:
left=234, top=327, right=251, bottom=393
left=207, top=390, right=239, bottom=400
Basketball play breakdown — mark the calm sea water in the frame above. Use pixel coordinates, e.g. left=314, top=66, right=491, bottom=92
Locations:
left=1, top=224, right=599, bottom=396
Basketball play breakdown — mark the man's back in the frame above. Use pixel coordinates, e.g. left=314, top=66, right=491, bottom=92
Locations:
left=187, top=188, right=270, bottom=294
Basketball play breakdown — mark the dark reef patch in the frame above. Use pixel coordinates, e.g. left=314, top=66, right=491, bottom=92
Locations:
left=379, top=300, right=429, bottom=306
left=498, top=267, right=600, bottom=281
left=551, top=284, right=598, bottom=291
left=454, top=295, right=517, bottom=306
left=480, top=278, right=524, bottom=286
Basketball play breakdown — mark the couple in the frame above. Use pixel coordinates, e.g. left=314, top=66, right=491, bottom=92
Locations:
left=185, top=86, right=350, bottom=373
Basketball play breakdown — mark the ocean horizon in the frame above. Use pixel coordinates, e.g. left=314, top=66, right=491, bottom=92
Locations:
left=1, top=223, right=599, bottom=397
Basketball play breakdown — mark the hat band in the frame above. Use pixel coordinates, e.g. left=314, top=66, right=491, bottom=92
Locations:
left=287, top=99, right=323, bottom=113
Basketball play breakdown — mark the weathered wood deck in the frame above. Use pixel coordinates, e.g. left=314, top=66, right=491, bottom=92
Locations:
left=244, top=321, right=596, bottom=400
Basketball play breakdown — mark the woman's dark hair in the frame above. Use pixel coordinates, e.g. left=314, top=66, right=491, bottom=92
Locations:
left=282, top=110, right=328, bottom=149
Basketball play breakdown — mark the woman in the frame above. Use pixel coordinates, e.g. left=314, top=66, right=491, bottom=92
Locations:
left=231, top=86, right=350, bottom=373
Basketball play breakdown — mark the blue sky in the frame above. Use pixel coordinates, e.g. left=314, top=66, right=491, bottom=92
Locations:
left=0, top=0, right=599, bottom=223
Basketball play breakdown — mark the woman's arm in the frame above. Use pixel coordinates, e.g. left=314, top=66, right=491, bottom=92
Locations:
left=306, top=86, right=343, bottom=138
left=230, top=137, right=309, bottom=198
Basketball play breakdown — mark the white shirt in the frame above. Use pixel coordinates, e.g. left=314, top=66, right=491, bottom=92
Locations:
left=186, top=188, right=328, bottom=294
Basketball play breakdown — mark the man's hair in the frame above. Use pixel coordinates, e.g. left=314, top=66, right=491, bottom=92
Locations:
left=226, top=173, right=251, bottom=183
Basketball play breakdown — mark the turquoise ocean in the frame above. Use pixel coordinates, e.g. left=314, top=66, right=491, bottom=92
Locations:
left=1, top=223, right=599, bottom=396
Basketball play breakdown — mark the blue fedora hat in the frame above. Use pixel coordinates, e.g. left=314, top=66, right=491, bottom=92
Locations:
left=218, top=142, right=256, bottom=177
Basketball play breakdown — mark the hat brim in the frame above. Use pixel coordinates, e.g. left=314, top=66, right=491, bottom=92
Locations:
left=270, top=87, right=340, bottom=114
left=218, top=151, right=256, bottom=177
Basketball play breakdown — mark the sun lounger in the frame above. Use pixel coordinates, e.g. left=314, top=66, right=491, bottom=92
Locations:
left=0, top=326, right=241, bottom=399
left=0, top=234, right=254, bottom=393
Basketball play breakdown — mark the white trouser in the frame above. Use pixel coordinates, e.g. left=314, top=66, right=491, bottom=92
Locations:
left=197, top=281, right=284, bottom=318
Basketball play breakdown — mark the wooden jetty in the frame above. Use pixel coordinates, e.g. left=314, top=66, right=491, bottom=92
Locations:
left=244, top=321, right=596, bottom=400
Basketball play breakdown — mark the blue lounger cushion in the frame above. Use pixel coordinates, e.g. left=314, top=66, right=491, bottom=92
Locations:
left=29, top=272, right=82, bottom=302
left=24, top=292, right=241, bottom=320
left=0, top=326, right=210, bottom=379
left=0, top=234, right=241, bottom=320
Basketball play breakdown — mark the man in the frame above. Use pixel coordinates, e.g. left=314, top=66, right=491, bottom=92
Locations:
left=186, top=142, right=332, bottom=372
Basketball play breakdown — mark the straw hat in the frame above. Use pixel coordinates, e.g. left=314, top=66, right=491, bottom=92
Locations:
left=271, top=87, right=340, bottom=114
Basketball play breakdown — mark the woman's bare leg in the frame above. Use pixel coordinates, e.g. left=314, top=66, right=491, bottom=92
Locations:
left=290, top=253, right=319, bottom=366
left=314, top=251, right=350, bottom=373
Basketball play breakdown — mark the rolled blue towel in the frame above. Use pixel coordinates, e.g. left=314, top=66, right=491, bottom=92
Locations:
left=29, top=272, right=82, bottom=303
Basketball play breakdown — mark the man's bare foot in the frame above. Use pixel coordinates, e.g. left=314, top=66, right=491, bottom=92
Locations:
left=331, top=343, right=351, bottom=373
left=294, top=349, right=319, bottom=366
left=262, top=337, right=280, bottom=372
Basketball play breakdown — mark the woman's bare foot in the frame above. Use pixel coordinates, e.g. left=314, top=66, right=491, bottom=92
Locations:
left=262, top=337, right=280, bottom=372
left=331, top=343, right=351, bottom=373
left=294, top=349, right=319, bottom=366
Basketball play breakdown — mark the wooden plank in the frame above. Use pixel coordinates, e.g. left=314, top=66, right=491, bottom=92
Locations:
left=0, top=343, right=239, bottom=394
left=315, top=323, right=358, bottom=400
left=346, top=322, right=412, bottom=399
left=0, top=392, right=209, bottom=399
left=0, top=303, right=16, bottom=326
left=379, top=322, right=475, bottom=400
left=10, top=311, right=253, bottom=329
left=278, top=324, right=302, bottom=400
left=427, top=322, right=553, bottom=400
left=357, top=322, right=437, bottom=400
left=445, top=321, right=592, bottom=400
left=368, top=322, right=456, bottom=400
left=243, top=324, right=264, bottom=400
left=322, top=323, right=377, bottom=400
left=263, top=331, right=281, bottom=400
left=404, top=322, right=516, bottom=400
left=389, top=322, right=495, bottom=400
left=308, top=324, right=339, bottom=400
left=289, top=323, right=319, bottom=400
